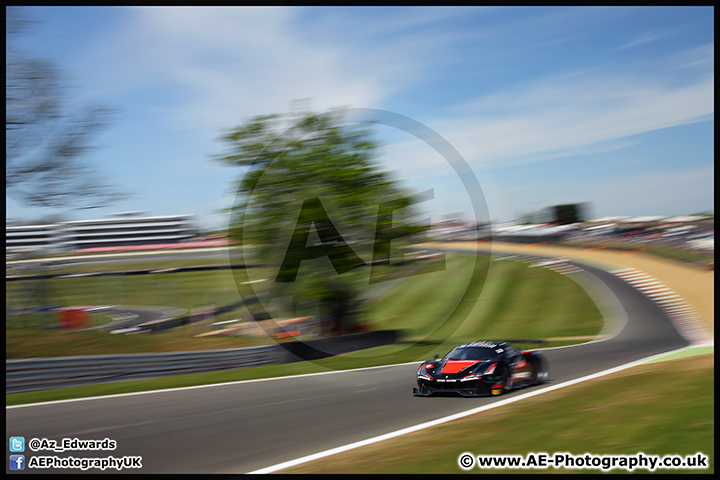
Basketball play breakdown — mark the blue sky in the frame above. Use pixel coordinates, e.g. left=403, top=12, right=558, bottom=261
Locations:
left=6, top=6, right=714, bottom=230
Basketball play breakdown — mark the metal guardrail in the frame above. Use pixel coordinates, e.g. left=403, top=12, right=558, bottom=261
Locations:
left=6, top=346, right=280, bottom=393
left=6, top=330, right=402, bottom=393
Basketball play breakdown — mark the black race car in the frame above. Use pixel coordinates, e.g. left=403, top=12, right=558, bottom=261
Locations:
left=413, top=340, right=548, bottom=397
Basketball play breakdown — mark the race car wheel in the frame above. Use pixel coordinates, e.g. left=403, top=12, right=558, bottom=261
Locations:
left=530, top=357, right=548, bottom=385
left=501, top=365, right=513, bottom=393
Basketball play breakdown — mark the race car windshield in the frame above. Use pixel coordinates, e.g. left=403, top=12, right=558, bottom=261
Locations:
left=445, top=347, right=499, bottom=361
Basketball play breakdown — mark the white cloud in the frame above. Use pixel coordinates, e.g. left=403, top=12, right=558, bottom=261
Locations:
left=108, top=7, right=427, bottom=131
left=428, top=71, right=713, bottom=171
left=670, top=43, right=714, bottom=70
left=366, top=62, right=713, bottom=221
left=611, top=31, right=674, bottom=52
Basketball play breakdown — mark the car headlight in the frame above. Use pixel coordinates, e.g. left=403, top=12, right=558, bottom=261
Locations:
left=417, top=363, right=434, bottom=381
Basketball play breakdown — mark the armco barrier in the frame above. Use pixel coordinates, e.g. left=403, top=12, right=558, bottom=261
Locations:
left=5, top=330, right=401, bottom=393
left=6, top=346, right=279, bottom=393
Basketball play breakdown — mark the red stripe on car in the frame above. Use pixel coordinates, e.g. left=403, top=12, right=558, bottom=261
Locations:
left=441, top=361, right=477, bottom=374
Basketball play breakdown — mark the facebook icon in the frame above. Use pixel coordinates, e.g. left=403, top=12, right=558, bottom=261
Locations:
left=10, top=454, right=25, bottom=470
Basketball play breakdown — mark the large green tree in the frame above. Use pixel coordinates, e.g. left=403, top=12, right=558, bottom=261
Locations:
left=214, top=108, right=428, bottom=335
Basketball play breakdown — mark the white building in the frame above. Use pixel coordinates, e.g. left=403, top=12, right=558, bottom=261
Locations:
left=6, top=213, right=199, bottom=252
left=6, top=224, right=63, bottom=253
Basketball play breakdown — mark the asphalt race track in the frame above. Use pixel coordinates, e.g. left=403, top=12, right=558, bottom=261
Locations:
left=5, top=253, right=690, bottom=474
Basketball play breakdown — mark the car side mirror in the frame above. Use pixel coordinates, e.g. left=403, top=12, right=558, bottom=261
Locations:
left=434, top=354, right=439, bottom=359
